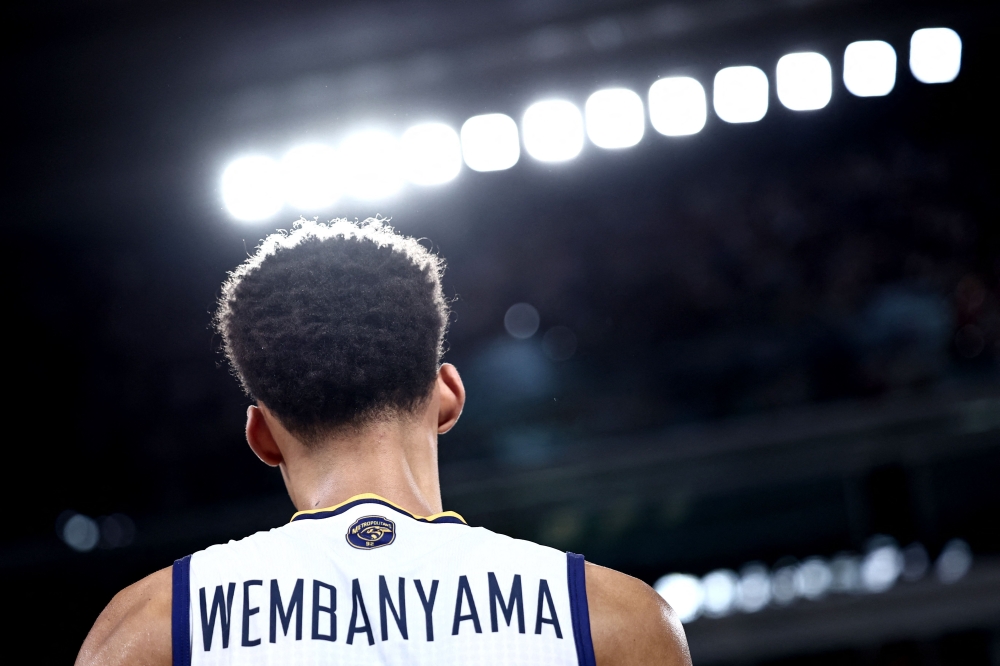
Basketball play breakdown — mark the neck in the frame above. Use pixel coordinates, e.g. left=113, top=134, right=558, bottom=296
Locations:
left=278, top=417, right=442, bottom=517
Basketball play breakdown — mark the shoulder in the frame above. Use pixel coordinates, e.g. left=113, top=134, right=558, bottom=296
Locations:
left=76, top=565, right=172, bottom=666
left=585, top=562, right=692, bottom=666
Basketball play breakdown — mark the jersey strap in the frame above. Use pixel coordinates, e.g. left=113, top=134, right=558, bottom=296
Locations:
left=172, top=554, right=192, bottom=666
left=566, top=552, right=597, bottom=666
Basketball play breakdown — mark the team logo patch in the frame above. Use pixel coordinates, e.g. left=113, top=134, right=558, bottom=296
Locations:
left=346, top=515, right=395, bottom=550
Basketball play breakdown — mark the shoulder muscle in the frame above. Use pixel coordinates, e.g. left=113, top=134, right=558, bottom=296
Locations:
left=585, top=562, right=692, bottom=666
left=76, top=566, right=172, bottom=666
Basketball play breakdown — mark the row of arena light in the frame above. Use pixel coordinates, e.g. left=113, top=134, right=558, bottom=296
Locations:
left=654, top=537, right=973, bottom=623
left=221, top=28, right=962, bottom=222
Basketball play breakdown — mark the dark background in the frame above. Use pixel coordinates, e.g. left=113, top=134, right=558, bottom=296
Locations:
left=6, top=0, right=999, bottom=663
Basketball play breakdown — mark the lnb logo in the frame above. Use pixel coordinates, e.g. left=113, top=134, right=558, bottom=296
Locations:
left=346, top=516, right=396, bottom=550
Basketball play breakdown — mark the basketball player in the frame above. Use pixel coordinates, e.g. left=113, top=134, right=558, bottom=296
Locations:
left=77, top=219, right=691, bottom=666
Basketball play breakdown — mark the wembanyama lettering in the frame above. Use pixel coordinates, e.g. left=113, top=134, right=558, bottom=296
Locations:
left=197, top=573, right=562, bottom=651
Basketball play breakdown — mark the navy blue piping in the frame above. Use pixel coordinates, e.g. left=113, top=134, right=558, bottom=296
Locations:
left=290, top=498, right=467, bottom=525
left=567, top=552, right=597, bottom=666
left=172, top=555, right=192, bottom=666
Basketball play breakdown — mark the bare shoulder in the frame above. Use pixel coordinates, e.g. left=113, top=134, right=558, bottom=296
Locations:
left=76, top=565, right=173, bottom=666
left=585, top=562, right=692, bottom=666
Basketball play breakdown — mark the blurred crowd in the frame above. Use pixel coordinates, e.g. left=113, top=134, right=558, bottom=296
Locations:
left=448, top=134, right=998, bottom=461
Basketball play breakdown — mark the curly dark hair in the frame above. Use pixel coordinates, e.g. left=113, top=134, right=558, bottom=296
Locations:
left=215, top=218, right=448, bottom=441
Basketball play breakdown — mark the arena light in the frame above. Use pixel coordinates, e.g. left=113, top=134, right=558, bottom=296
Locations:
left=701, top=569, right=738, bottom=617
left=795, top=558, right=833, bottom=599
left=221, top=27, right=969, bottom=218
left=910, top=28, right=962, bottom=84
left=770, top=563, right=798, bottom=604
left=654, top=574, right=704, bottom=623
left=522, top=99, right=585, bottom=162
left=843, top=40, right=897, bottom=97
left=60, top=513, right=100, bottom=552
left=460, top=114, right=520, bottom=172
left=400, top=123, right=462, bottom=186
left=830, top=553, right=862, bottom=592
left=648, top=77, right=707, bottom=136
left=713, top=66, right=769, bottom=123
left=221, top=155, right=284, bottom=221
left=861, top=542, right=903, bottom=592
left=279, top=143, right=341, bottom=211
left=935, top=539, right=972, bottom=583
left=777, top=52, right=832, bottom=111
left=735, top=564, right=771, bottom=613
left=585, top=88, right=645, bottom=149
left=338, top=130, right=404, bottom=200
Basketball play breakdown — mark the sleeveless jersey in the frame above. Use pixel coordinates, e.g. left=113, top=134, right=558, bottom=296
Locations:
left=171, top=494, right=596, bottom=666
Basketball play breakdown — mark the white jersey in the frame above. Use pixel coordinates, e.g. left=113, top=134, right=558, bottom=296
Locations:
left=172, top=494, right=596, bottom=666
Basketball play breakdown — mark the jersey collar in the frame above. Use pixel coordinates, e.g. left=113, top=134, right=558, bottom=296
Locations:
left=290, top=493, right=467, bottom=525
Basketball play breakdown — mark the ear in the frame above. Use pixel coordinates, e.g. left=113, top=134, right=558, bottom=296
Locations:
left=246, top=404, right=284, bottom=467
left=436, top=363, right=466, bottom=434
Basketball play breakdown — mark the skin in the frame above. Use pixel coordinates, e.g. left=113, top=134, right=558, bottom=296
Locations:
left=77, top=363, right=691, bottom=666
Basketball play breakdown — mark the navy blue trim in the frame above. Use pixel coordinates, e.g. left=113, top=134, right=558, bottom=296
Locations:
left=567, top=552, right=597, bottom=666
left=290, top=498, right=467, bottom=525
left=172, top=555, right=192, bottom=666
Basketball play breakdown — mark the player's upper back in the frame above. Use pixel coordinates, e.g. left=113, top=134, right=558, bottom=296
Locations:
left=76, top=494, right=690, bottom=666
left=176, top=494, right=591, bottom=666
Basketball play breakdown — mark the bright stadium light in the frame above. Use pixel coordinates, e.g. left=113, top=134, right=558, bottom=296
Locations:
left=770, top=564, right=798, bottom=604
left=843, top=40, right=897, bottom=97
left=795, top=558, right=833, bottom=599
left=400, top=122, right=462, bottom=186
left=648, top=77, right=707, bottom=136
left=713, top=66, right=769, bottom=123
left=585, top=88, right=644, bottom=149
left=736, top=563, right=772, bottom=613
left=461, top=114, right=520, bottom=172
left=61, top=513, right=100, bottom=552
left=522, top=99, right=585, bottom=162
left=701, top=569, right=738, bottom=617
left=861, top=542, right=903, bottom=593
left=338, top=130, right=404, bottom=200
left=279, top=143, right=340, bottom=211
left=777, top=52, right=832, bottom=111
left=221, top=155, right=284, bottom=221
left=654, top=574, right=704, bottom=623
left=910, top=28, right=962, bottom=84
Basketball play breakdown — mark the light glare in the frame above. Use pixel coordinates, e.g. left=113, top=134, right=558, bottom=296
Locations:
left=649, top=77, right=707, bottom=136
left=777, top=52, right=832, bottom=111
left=713, top=66, right=769, bottom=123
left=461, top=114, right=520, bottom=172
left=701, top=570, right=738, bottom=617
left=736, top=564, right=772, bottom=613
left=221, top=155, right=284, bottom=221
left=843, top=40, right=897, bottom=97
left=338, top=130, right=404, bottom=200
left=654, top=574, right=704, bottom=623
left=62, top=513, right=100, bottom=552
left=771, top=565, right=798, bottom=604
left=795, top=558, right=833, bottom=599
left=522, top=99, right=585, bottom=162
left=279, top=143, right=340, bottom=211
left=910, top=28, right=962, bottom=84
left=400, top=123, right=462, bottom=186
left=585, top=88, right=644, bottom=149
left=505, top=303, right=540, bottom=339
left=861, top=544, right=903, bottom=593
left=935, top=539, right=972, bottom=583
left=830, top=554, right=863, bottom=592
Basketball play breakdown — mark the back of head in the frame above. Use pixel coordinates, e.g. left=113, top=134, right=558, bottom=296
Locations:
left=215, top=218, right=448, bottom=442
